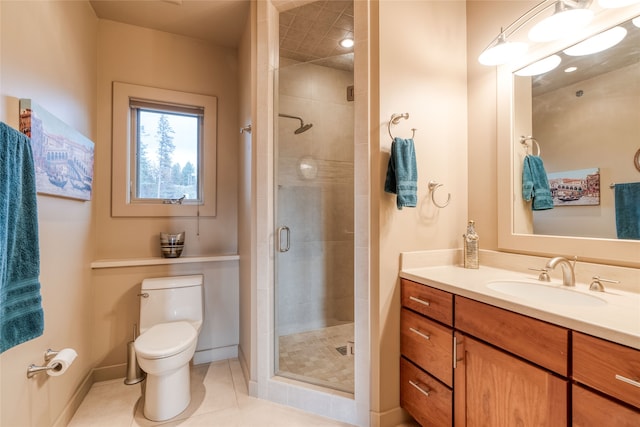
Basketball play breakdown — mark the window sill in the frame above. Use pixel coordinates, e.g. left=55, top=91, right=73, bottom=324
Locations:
left=91, top=254, right=239, bottom=269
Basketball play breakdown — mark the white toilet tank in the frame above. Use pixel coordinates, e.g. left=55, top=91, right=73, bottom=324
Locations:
left=139, top=274, right=204, bottom=333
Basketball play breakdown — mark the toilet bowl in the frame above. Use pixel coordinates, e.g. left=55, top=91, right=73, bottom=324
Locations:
left=133, top=275, right=204, bottom=421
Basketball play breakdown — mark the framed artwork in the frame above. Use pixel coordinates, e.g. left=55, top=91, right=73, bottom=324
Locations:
left=547, top=168, right=600, bottom=206
left=19, top=99, right=94, bottom=201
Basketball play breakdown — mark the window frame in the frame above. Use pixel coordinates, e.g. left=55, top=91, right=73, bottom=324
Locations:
left=112, top=82, right=217, bottom=217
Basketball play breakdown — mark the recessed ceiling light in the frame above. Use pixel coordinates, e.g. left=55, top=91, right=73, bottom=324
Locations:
left=340, top=38, right=354, bottom=48
left=564, top=66, right=578, bottom=73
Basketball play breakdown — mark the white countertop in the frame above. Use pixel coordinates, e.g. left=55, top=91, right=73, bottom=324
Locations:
left=400, top=264, right=640, bottom=350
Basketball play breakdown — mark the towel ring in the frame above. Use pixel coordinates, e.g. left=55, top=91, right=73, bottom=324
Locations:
left=520, top=136, right=541, bottom=156
left=388, top=113, right=417, bottom=141
left=428, top=180, right=451, bottom=208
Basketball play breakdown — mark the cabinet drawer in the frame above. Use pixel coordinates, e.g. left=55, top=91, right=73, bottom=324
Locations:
left=401, top=357, right=452, bottom=427
left=401, top=279, right=453, bottom=326
left=401, top=308, right=453, bottom=387
left=572, top=384, right=640, bottom=426
left=455, top=296, right=569, bottom=376
left=573, top=332, right=640, bottom=409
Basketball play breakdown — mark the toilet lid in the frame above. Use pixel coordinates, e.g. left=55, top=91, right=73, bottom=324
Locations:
left=134, top=321, right=197, bottom=359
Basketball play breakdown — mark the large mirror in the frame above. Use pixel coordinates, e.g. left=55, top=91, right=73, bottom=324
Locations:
left=497, top=6, right=640, bottom=267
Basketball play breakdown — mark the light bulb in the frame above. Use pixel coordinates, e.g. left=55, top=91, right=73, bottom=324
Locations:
left=563, top=26, right=627, bottom=56
left=478, top=40, right=528, bottom=66
left=529, top=7, right=593, bottom=42
left=515, top=55, right=562, bottom=76
left=598, top=0, right=640, bottom=8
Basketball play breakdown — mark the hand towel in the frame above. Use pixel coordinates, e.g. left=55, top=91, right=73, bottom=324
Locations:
left=384, top=137, right=417, bottom=209
left=522, top=155, right=553, bottom=211
left=614, top=182, right=640, bottom=240
left=0, top=122, right=44, bottom=354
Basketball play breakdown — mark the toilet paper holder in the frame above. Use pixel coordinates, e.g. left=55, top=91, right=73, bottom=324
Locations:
left=26, top=348, right=64, bottom=378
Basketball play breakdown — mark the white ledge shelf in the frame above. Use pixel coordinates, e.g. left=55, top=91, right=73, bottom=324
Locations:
left=91, top=254, right=239, bottom=269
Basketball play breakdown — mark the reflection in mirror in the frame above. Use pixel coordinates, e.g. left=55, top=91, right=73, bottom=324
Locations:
left=513, top=16, right=639, bottom=240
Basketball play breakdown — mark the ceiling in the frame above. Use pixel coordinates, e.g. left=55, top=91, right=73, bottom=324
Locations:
left=89, top=0, right=250, bottom=48
left=89, top=0, right=354, bottom=71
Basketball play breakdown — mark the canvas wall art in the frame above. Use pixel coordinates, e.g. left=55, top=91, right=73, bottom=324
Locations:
left=547, top=167, right=600, bottom=206
left=19, top=99, right=94, bottom=201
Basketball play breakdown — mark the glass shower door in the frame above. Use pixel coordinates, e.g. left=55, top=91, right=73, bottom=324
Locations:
left=274, top=58, right=355, bottom=393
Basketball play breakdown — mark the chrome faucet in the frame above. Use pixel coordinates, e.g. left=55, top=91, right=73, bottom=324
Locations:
left=545, top=256, right=576, bottom=287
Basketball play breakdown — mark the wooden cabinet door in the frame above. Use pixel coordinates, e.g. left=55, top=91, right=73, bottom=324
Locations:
left=454, top=332, right=568, bottom=427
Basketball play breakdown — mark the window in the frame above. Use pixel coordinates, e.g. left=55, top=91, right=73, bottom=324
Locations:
left=112, top=82, right=217, bottom=217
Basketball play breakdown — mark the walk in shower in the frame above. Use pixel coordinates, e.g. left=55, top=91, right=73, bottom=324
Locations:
left=274, top=0, right=355, bottom=393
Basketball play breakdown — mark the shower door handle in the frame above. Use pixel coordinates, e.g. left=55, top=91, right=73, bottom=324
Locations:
left=277, top=226, right=290, bottom=252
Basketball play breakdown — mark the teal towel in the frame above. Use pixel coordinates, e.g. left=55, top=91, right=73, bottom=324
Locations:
left=384, top=138, right=417, bottom=209
left=522, top=155, right=553, bottom=211
left=615, top=182, right=640, bottom=240
left=0, top=122, right=44, bottom=354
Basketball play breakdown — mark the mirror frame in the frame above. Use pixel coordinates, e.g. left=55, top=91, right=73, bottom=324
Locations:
left=497, top=4, right=640, bottom=268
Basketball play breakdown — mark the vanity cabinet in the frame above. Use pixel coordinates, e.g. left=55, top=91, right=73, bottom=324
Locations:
left=400, top=279, right=454, bottom=427
left=454, top=297, right=569, bottom=427
left=572, top=331, right=640, bottom=426
left=400, top=279, right=570, bottom=426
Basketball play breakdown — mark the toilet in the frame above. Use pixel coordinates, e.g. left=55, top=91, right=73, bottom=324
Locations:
left=134, top=274, right=203, bottom=421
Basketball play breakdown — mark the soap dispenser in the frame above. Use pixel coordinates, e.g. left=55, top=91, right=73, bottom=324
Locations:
left=463, top=220, right=479, bottom=269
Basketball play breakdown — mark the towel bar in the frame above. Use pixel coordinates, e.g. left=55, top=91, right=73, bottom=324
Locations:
left=388, top=113, right=417, bottom=141
left=428, top=180, right=451, bottom=208
left=520, top=136, right=541, bottom=156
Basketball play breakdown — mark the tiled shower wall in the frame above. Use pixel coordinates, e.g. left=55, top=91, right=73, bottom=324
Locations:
left=276, top=59, right=354, bottom=335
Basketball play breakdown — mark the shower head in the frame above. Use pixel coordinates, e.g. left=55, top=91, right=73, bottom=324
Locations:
left=294, top=123, right=313, bottom=134
left=279, top=113, right=313, bottom=135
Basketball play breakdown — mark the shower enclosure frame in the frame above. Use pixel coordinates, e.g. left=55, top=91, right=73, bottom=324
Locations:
left=251, top=1, right=370, bottom=426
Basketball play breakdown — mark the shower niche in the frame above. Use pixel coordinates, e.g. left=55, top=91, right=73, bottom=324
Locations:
left=274, top=0, right=355, bottom=393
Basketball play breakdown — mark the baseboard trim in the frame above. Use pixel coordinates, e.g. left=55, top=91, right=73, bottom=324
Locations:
left=193, top=345, right=238, bottom=365
left=370, top=406, right=409, bottom=427
left=92, top=363, right=126, bottom=383
left=51, top=369, right=94, bottom=427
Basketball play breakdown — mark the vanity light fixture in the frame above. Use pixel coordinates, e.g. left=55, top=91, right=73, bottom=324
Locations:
left=598, top=0, right=640, bottom=8
left=339, top=38, right=354, bottom=48
left=528, top=0, right=594, bottom=42
left=515, top=54, right=562, bottom=76
left=478, top=0, right=594, bottom=66
left=563, top=26, right=627, bottom=55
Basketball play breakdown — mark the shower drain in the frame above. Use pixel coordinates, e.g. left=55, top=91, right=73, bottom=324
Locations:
left=336, top=341, right=355, bottom=356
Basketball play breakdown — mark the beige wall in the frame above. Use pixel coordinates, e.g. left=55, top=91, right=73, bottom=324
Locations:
left=466, top=0, right=537, bottom=251
left=372, top=1, right=469, bottom=424
left=0, top=1, right=97, bottom=426
left=90, top=20, right=241, bottom=374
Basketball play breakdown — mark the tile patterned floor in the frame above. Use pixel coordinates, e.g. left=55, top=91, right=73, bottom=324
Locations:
left=68, top=359, right=354, bottom=427
left=278, top=323, right=354, bottom=393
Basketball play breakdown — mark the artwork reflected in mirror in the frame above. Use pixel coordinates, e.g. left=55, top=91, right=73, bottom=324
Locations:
left=513, top=16, right=640, bottom=240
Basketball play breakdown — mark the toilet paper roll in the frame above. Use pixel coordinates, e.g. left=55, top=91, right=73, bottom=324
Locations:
left=46, top=348, right=77, bottom=377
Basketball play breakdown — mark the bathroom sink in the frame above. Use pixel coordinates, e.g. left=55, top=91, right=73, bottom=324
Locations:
left=486, top=280, right=607, bottom=307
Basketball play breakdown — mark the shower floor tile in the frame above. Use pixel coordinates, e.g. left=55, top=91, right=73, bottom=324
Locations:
left=278, top=323, right=354, bottom=393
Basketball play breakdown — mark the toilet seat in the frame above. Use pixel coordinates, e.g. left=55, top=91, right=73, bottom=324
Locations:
left=135, top=321, right=197, bottom=359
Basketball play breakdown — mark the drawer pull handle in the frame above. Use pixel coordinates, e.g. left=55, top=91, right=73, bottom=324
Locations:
left=409, top=380, right=430, bottom=397
left=615, top=374, right=640, bottom=388
left=409, top=296, right=430, bottom=307
left=409, top=327, right=430, bottom=341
